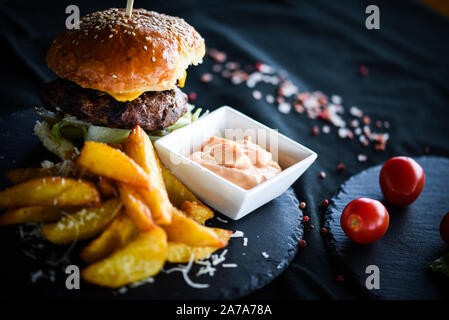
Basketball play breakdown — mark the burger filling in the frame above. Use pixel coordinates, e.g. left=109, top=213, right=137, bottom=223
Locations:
left=39, top=78, right=188, bottom=131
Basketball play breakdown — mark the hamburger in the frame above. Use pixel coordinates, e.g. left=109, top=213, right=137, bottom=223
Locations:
left=35, top=8, right=206, bottom=160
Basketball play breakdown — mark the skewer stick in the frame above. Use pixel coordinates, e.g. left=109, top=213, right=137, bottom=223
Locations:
left=126, top=0, right=134, bottom=18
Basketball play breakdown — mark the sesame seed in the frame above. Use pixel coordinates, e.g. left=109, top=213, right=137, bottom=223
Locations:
left=109, top=34, right=113, bottom=38
left=112, top=74, right=118, bottom=78
left=152, top=57, right=156, bottom=62
left=143, top=45, right=148, bottom=51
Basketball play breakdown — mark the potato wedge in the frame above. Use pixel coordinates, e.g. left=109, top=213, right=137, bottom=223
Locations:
left=0, top=177, right=100, bottom=210
left=97, top=177, right=117, bottom=199
left=6, top=167, right=58, bottom=185
left=182, top=200, right=214, bottom=225
left=77, top=141, right=151, bottom=189
left=80, top=212, right=138, bottom=264
left=167, top=228, right=232, bottom=263
left=41, top=198, right=122, bottom=245
left=160, top=164, right=200, bottom=208
left=159, top=161, right=213, bottom=223
left=118, top=183, right=155, bottom=231
left=123, top=126, right=172, bottom=225
left=82, top=226, right=167, bottom=288
left=163, top=208, right=226, bottom=248
left=0, top=206, right=62, bottom=226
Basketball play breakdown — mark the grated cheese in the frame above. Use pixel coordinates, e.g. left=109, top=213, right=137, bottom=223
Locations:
left=222, top=263, right=238, bottom=268
left=165, top=254, right=209, bottom=289
left=216, top=216, right=228, bottom=223
left=211, top=249, right=228, bottom=266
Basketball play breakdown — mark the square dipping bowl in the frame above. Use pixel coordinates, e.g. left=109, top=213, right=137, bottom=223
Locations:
left=155, top=106, right=317, bottom=220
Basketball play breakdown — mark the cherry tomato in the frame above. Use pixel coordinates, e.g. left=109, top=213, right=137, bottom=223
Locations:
left=379, top=156, right=425, bottom=206
left=340, top=198, right=389, bottom=244
left=440, top=212, right=449, bottom=245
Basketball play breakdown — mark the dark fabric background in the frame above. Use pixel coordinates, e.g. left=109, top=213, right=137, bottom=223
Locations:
left=0, top=0, right=448, bottom=299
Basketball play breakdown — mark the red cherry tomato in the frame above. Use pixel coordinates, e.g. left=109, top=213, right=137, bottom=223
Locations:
left=340, top=198, right=389, bottom=244
left=440, top=212, right=449, bottom=245
left=379, top=156, right=425, bottom=206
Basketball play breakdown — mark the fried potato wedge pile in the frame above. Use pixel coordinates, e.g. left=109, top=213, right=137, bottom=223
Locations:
left=0, top=125, right=230, bottom=288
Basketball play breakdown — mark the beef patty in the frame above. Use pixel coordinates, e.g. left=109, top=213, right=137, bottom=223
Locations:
left=39, top=78, right=188, bottom=131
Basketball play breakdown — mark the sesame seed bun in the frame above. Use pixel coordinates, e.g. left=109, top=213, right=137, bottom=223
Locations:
left=46, top=8, right=205, bottom=101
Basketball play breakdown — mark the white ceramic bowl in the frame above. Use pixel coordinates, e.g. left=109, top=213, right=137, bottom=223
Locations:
left=155, top=106, right=317, bottom=220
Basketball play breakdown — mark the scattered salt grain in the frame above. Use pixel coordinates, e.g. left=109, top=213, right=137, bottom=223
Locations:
left=350, top=106, right=363, bottom=118
left=331, top=95, right=342, bottom=105
left=278, top=102, right=291, bottom=114
left=357, top=154, right=368, bottom=162
left=252, top=90, right=262, bottom=100
left=225, top=61, right=240, bottom=71
left=255, top=62, right=274, bottom=74
left=200, top=73, right=213, bottom=83
left=266, top=94, right=275, bottom=104
left=338, top=128, right=349, bottom=139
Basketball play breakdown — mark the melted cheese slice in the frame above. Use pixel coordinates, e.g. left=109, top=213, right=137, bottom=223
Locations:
left=109, top=71, right=187, bottom=102
left=109, top=91, right=144, bottom=102
left=178, top=70, right=187, bottom=88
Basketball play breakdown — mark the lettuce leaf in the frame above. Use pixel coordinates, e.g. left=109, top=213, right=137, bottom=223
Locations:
left=86, top=126, right=131, bottom=144
left=41, top=104, right=206, bottom=144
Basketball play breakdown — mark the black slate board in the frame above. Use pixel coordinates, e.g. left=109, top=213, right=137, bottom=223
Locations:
left=0, top=109, right=304, bottom=299
left=323, top=157, right=449, bottom=299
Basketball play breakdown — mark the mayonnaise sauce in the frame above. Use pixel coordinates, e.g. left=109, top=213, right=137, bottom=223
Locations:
left=190, top=136, right=282, bottom=189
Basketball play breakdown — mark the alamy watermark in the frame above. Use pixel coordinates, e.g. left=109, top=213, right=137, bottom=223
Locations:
left=65, top=5, right=80, bottom=30
left=365, top=265, right=380, bottom=290
left=65, top=264, right=80, bottom=290
left=365, top=5, right=380, bottom=30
